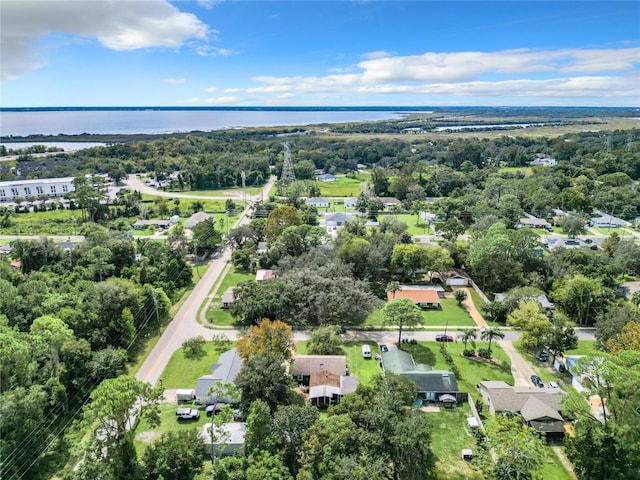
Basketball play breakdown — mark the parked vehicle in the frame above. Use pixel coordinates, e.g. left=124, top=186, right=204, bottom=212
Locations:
left=362, top=344, right=372, bottom=359
left=537, top=350, right=549, bottom=362
left=548, top=381, right=559, bottom=389
left=379, top=344, right=389, bottom=353
left=436, top=334, right=454, bottom=342
left=176, top=408, right=200, bottom=420
left=531, top=375, right=544, bottom=388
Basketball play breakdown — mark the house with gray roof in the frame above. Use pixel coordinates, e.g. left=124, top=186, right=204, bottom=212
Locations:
left=590, top=213, right=630, bottom=228
left=317, top=173, right=337, bottom=182
left=306, top=197, right=330, bottom=208
left=195, top=348, right=243, bottom=405
left=478, top=380, right=566, bottom=437
left=185, top=211, right=214, bottom=229
left=132, top=219, right=171, bottom=230
left=381, top=349, right=460, bottom=404
left=324, top=212, right=353, bottom=228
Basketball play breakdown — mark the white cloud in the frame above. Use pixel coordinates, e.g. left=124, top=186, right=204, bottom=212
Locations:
left=202, top=86, right=218, bottom=92
left=1, top=0, right=209, bottom=80
left=241, top=47, right=639, bottom=104
left=163, top=78, right=186, bottom=84
left=205, top=96, right=241, bottom=104
left=197, top=0, right=221, bottom=10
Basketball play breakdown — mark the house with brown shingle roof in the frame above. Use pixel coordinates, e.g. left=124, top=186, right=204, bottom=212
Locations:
left=292, top=355, right=358, bottom=407
left=387, top=289, right=440, bottom=309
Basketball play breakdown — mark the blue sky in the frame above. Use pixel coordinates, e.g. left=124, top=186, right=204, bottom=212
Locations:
left=1, top=1, right=639, bottom=107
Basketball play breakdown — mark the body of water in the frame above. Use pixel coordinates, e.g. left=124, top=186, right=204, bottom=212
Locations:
left=0, top=108, right=411, bottom=137
left=0, top=142, right=106, bottom=152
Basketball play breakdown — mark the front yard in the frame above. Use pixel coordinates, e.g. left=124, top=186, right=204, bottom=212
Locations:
left=365, top=297, right=477, bottom=327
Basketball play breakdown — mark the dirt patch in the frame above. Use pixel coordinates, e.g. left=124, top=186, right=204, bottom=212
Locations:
left=136, top=430, right=161, bottom=444
left=421, top=406, right=441, bottom=412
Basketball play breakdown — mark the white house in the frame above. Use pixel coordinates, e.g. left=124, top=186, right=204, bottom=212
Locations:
left=343, top=198, right=358, bottom=209
left=445, top=273, right=469, bottom=287
left=317, top=173, right=337, bottom=182
left=324, top=212, right=353, bottom=228
left=185, top=211, right=214, bottom=229
left=306, top=197, right=330, bottom=209
left=0, top=177, right=75, bottom=202
left=590, top=214, right=630, bottom=228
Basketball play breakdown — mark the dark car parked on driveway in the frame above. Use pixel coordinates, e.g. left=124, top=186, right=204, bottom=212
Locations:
left=537, top=350, right=549, bottom=362
left=531, top=375, right=544, bottom=388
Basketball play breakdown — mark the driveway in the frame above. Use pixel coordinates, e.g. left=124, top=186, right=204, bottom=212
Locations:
left=497, top=340, right=537, bottom=387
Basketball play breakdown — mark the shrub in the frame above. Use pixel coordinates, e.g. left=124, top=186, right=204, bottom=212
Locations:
left=477, top=348, right=491, bottom=359
left=182, top=335, right=206, bottom=359
left=463, top=349, right=476, bottom=357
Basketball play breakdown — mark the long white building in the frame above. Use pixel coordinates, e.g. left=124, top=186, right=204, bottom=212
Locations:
left=0, top=177, right=75, bottom=202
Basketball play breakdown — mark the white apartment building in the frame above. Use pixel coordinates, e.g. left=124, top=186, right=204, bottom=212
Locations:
left=0, top=177, right=76, bottom=202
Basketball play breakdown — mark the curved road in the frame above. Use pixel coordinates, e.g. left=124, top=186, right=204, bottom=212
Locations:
left=124, top=174, right=248, bottom=200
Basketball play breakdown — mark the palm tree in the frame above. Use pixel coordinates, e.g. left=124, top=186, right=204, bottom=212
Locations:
left=481, top=326, right=505, bottom=357
left=385, top=281, right=401, bottom=300
left=457, top=328, right=477, bottom=352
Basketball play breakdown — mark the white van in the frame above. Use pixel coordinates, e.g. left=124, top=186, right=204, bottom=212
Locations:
left=362, top=344, right=372, bottom=359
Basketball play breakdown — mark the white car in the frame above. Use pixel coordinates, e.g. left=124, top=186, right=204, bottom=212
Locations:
left=548, top=381, right=559, bottom=389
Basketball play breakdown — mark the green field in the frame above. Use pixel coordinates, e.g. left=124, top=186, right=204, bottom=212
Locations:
left=160, top=342, right=233, bottom=389
left=164, top=186, right=262, bottom=198
left=317, top=176, right=364, bottom=196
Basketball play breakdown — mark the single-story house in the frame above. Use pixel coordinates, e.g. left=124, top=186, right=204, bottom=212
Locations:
left=255, top=269, right=274, bottom=281
left=478, top=381, right=566, bottom=437
left=257, top=241, right=268, bottom=256
left=292, top=355, right=348, bottom=386
left=343, top=197, right=358, bottom=209
left=530, top=156, right=557, bottom=166
left=317, top=173, right=337, bottom=182
left=221, top=287, right=235, bottom=309
left=387, top=288, right=441, bottom=309
left=185, top=211, right=214, bottom=229
left=292, top=355, right=356, bottom=407
left=195, top=348, right=243, bottom=405
left=445, top=273, right=469, bottom=287
left=201, top=422, right=246, bottom=456
left=590, top=214, right=630, bottom=228
left=377, top=197, right=401, bottom=209
left=516, top=217, right=551, bottom=229
left=0, top=242, right=13, bottom=255
left=546, top=238, right=594, bottom=251
left=132, top=219, right=171, bottom=230
left=308, top=370, right=359, bottom=407
left=306, top=197, right=330, bottom=209
left=381, top=349, right=461, bottom=404
left=494, top=292, right=555, bottom=310
left=325, top=212, right=353, bottom=228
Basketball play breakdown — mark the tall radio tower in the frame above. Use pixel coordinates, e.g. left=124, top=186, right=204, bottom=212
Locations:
left=281, top=142, right=296, bottom=183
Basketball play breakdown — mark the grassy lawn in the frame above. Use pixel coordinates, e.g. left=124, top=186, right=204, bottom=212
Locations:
left=365, top=298, right=476, bottom=327
left=566, top=340, right=597, bottom=356
left=428, top=404, right=484, bottom=480
left=540, top=446, right=575, bottom=480
left=160, top=342, right=234, bottom=389
left=391, top=213, right=435, bottom=235
left=317, top=176, right=363, bottom=196
left=401, top=342, right=513, bottom=400
left=134, top=402, right=210, bottom=455
left=343, top=341, right=384, bottom=385
left=165, top=186, right=262, bottom=198
left=205, top=267, right=254, bottom=326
